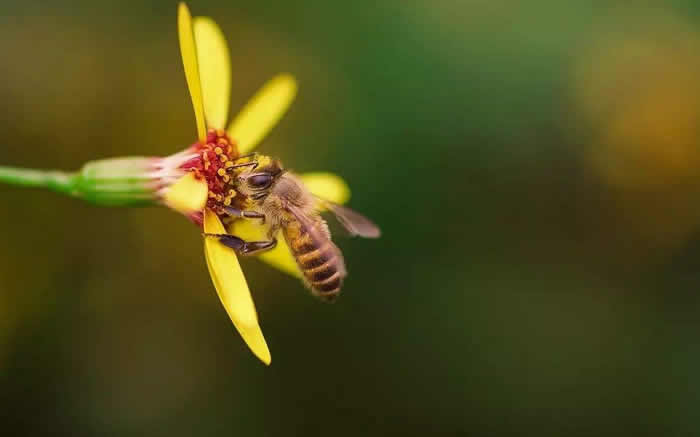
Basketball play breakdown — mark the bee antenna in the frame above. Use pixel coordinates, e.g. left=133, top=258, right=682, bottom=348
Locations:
left=226, top=161, right=258, bottom=172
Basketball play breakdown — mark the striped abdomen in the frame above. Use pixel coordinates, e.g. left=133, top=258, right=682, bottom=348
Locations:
left=283, top=217, right=346, bottom=302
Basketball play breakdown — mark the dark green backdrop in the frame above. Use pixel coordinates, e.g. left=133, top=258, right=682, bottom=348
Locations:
left=2, top=0, right=700, bottom=435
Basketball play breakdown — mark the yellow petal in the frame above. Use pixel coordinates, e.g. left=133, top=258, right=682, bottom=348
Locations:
left=228, top=74, right=298, bottom=154
left=178, top=3, right=207, bottom=141
left=163, top=172, right=208, bottom=213
left=300, top=172, right=351, bottom=205
left=229, top=219, right=301, bottom=278
left=203, top=209, right=271, bottom=365
left=193, top=17, right=231, bottom=131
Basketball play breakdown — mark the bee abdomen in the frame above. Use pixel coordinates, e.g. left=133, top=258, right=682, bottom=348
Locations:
left=288, top=231, right=317, bottom=256
left=298, top=243, right=343, bottom=285
left=289, top=239, right=344, bottom=300
left=311, top=271, right=343, bottom=293
left=305, top=257, right=343, bottom=301
left=297, top=244, right=343, bottom=297
left=305, top=258, right=342, bottom=293
left=304, top=261, right=337, bottom=282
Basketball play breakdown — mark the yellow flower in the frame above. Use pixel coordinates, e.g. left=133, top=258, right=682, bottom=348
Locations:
left=163, top=3, right=351, bottom=365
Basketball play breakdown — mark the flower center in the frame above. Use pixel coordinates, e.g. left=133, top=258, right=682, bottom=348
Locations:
left=182, top=129, right=241, bottom=211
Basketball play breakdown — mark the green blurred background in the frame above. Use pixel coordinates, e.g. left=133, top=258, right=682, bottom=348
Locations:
left=2, top=0, right=700, bottom=435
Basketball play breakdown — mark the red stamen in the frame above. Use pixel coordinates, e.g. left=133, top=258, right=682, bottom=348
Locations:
left=181, top=129, right=241, bottom=212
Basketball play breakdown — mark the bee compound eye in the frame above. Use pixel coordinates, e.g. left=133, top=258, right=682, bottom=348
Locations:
left=247, top=173, right=273, bottom=189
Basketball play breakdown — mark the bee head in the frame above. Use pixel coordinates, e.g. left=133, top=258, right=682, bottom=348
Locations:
left=230, top=155, right=284, bottom=198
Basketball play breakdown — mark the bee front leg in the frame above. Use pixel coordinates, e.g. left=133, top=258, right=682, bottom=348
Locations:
left=222, top=206, right=266, bottom=225
left=204, top=233, right=277, bottom=256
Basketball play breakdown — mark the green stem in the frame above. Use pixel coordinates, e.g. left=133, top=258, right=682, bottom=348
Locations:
left=0, top=166, right=78, bottom=196
left=0, top=157, right=161, bottom=207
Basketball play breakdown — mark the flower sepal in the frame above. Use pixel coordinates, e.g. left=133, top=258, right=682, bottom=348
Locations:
left=72, top=157, right=162, bottom=206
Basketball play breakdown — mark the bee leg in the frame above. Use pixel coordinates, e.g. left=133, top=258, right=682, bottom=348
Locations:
left=222, top=206, right=266, bottom=225
left=203, top=233, right=277, bottom=255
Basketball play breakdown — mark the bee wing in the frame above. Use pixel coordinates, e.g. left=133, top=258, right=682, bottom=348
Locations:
left=286, top=203, right=348, bottom=290
left=286, top=203, right=330, bottom=243
left=287, top=202, right=348, bottom=274
left=314, top=197, right=381, bottom=239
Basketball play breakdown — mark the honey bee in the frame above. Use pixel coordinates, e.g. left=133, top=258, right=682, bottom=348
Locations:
left=209, top=154, right=380, bottom=302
